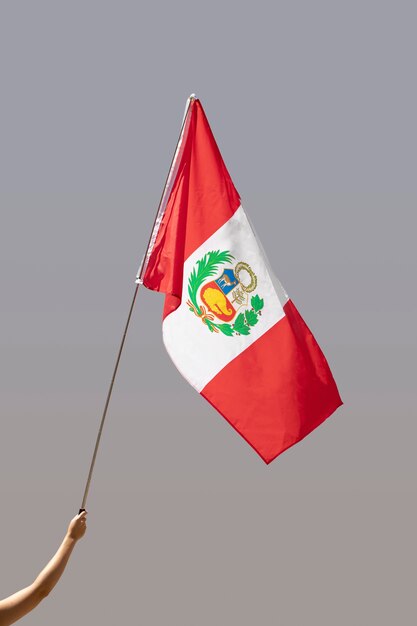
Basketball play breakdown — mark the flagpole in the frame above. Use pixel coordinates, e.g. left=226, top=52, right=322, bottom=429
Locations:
left=79, top=94, right=196, bottom=512
left=79, top=282, right=140, bottom=512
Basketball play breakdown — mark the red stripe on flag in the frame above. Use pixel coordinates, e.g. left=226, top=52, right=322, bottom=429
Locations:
left=201, top=300, right=343, bottom=464
left=143, top=100, right=240, bottom=314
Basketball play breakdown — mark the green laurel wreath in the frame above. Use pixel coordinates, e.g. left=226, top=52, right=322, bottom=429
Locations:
left=187, top=250, right=264, bottom=336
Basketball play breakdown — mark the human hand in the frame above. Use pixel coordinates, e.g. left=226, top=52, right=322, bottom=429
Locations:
left=67, top=511, right=87, bottom=541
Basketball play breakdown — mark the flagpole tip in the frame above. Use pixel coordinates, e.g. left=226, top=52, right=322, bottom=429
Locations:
left=189, top=93, right=197, bottom=100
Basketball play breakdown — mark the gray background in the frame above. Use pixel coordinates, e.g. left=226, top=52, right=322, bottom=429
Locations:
left=0, top=1, right=415, bottom=624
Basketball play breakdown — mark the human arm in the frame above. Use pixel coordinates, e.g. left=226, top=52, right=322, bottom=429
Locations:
left=0, top=511, right=87, bottom=626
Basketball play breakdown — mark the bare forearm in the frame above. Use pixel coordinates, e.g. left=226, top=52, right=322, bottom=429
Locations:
left=0, top=534, right=75, bottom=626
left=0, top=512, right=86, bottom=626
left=33, top=533, right=76, bottom=598
left=32, top=510, right=87, bottom=598
left=0, top=533, right=78, bottom=626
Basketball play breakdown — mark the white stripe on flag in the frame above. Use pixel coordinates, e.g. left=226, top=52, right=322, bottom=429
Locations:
left=162, top=206, right=289, bottom=392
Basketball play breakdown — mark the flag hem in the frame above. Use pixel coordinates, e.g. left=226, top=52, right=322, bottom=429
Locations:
left=200, top=390, right=343, bottom=464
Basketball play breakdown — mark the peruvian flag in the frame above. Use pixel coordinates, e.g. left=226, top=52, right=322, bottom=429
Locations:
left=139, top=97, right=342, bottom=463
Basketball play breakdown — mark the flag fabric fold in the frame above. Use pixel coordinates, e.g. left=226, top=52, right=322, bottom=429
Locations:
left=141, top=98, right=342, bottom=463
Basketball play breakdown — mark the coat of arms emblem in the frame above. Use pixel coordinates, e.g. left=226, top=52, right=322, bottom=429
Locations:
left=187, top=250, right=264, bottom=336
